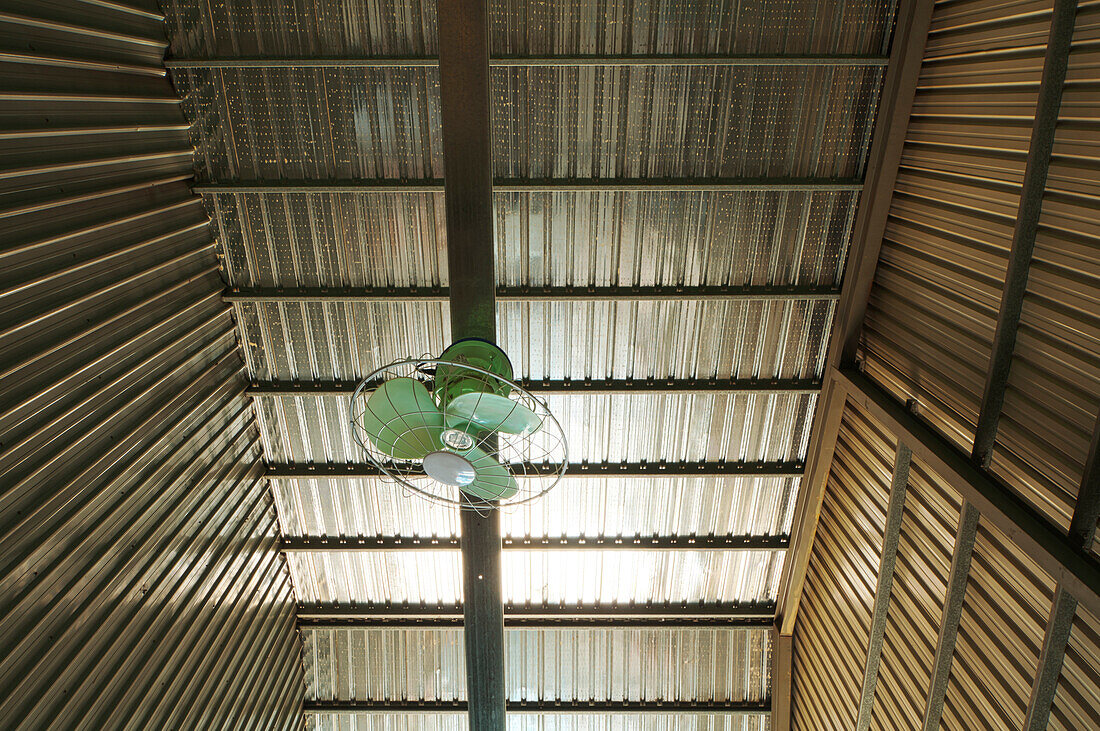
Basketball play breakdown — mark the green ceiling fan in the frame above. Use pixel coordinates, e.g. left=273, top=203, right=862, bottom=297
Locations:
left=350, top=339, right=567, bottom=508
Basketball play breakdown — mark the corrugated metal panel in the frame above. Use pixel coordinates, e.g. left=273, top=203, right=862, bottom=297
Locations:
left=307, top=714, right=770, bottom=730
left=207, top=189, right=858, bottom=290
left=256, top=391, right=813, bottom=464
left=859, top=0, right=1052, bottom=454
left=302, top=627, right=769, bottom=703
left=869, top=458, right=962, bottom=729
left=172, top=65, right=880, bottom=180
left=791, top=400, right=896, bottom=730
left=941, top=517, right=1055, bottom=729
left=1049, top=602, right=1100, bottom=730
left=274, top=475, right=797, bottom=540
left=163, top=0, right=895, bottom=57
left=288, top=549, right=784, bottom=604
left=991, top=1, right=1100, bottom=535
left=0, top=3, right=302, bottom=729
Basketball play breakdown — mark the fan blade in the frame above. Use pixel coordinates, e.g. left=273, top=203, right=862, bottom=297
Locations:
left=359, top=378, right=445, bottom=459
left=445, top=392, right=543, bottom=435
left=460, top=445, right=519, bottom=501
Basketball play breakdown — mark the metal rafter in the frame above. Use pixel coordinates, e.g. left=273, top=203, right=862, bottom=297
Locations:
left=222, top=284, right=840, bottom=303
left=265, top=461, right=805, bottom=479
left=282, top=534, right=790, bottom=551
left=299, top=616, right=774, bottom=628
left=972, top=0, right=1078, bottom=465
left=167, top=54, right=888, bottom=69
left=301, top=700, right=771, bottom=714
left=247, top=377, right=822, bottom=397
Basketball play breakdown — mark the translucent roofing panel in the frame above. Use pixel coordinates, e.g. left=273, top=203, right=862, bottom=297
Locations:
left=492, top=66, right=882, bottom=179
left=305, top=713, right=770, bottom=730
left=255, top=391, right=815, bottom=463
left=274, top=475, right=798, bottom=539
left=289, top=549, right=783, bottom=604
left=500, top=299, right=834, bottom=380
left=236, top=301, right=451, bottom=381
left=171, top=66, right=879, bottom=181
left=210, top=189, right=858, bottom=290
left=302, top=627, right=769, bottom=702
left=166, top=0, right=894, bottom=58
left=208, top=192, right=447, bottom=289
left=173, top=67, right=443, bottom=181
left=496, top=190, right=859, bottom=288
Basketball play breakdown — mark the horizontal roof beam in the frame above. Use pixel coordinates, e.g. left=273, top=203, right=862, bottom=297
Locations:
left=225, top=284, right=840, bottom=303
left=168, top=54, right=887, bottom=69
left=298, top=602, right=776, bottom=621
left=195, top=177, right=862, bottom=194
left=282, top=534, right=790, bottom=551
left=266, top=461, right=805, bottom=479
left=302, top=699, right=770, bottom=714
left=299, top=615, right=773, bottom=628
left=247, top=377, right=822, bottom=397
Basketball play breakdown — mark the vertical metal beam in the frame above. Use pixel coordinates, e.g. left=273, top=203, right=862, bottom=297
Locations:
left=856, top=443, right=912, bottom=730
left=922, top=501, right=980, bottom=731
left=771, top=627, right=793, bottom=731
left=437, top=0, right=504, bottom=727
left=971, top=0, right=1078, bottom=465
left=1022, top=405, right=1100, bottom=729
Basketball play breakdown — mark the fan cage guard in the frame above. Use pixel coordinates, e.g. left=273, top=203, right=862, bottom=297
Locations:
left=350, top=357, right=568, bottom=511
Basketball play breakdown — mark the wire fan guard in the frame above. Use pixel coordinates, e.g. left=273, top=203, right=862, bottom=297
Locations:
left=350, top=358, right=568, bottom=509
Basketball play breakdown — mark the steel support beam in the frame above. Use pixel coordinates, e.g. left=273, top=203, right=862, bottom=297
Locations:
left=246, top=377, right=822, bottom=397
left=856, top=443, right=912, bottom=730
left=194, top=178, right=862, bottom=194
left=302, top=699, right=770, bottom=714
left=773, top=0, right=935, bottom=636
left=835, top=366, right=1100, bottom=620
left=1022, top=403, right=1100, bottom=729
left=281, top=534, right=789, bottom=552
left=265, top=461, right=805, bottom=479
left=297, top=602, right=776, bottom=622
left=922, top=502, right=980, bottom=731
left=223, top=285, right=840, bottom=304
left=972, top=0, right=1077, bottom=465
left=298, top=615, right=773, bottom=629
left=770, top=628, right=793, bottom=731
left=435, top=0, right=504, bottom=726
left=167, top=54, right=888, bottom=69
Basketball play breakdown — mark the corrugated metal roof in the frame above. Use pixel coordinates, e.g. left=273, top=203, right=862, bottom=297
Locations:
left=306, top=713, right=771, bottom=730
left=1050, top=602, right=1100, bottom=730
left=289, top=548, right=783, bottom=604
left=303, top=626, right=770, bottom=702
left=274, top=475, right=798, bottom=540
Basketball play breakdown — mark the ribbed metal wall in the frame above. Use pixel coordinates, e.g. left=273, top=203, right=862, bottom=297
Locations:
left=0, top=2, right=303, bottom=728
left=859, top=0, right=1052, bottom=454
left=791, top=401, right=895, bottom=730
left=1050, top=602, right=1100, bottom=729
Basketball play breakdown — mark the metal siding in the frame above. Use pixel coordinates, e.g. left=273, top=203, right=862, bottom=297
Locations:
left=992, top=1, right=1100, bottom=535
left=791, top=401, right=895, bottom=730
left=307, top=714, right=770, bottom=730
left=274, top=475, right=797, bottom=540
left=869, top=459, right=962, bottom=729
left=0, top=3, right=303, bottom=729
left=859, top=0, right=1052, bottom=454
left=941, top=517, right=1055, bottom=729
left=302, top=626, right=769, bottom=703
left=1049, top=602, right=1100, bottom=730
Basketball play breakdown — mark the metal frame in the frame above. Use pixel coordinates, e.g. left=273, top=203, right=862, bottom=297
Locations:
left=301, top=699, right=771, bottom=714
left=282, top=534, right=790, bottom=551
left=223, top=284, right=840, bottom=303
left=265, top=461, right=805, bottom=479
left=195, top=178, right=862, bottom=194
left=299, top=616, right=774, bottom=628
left=855, top=444, right=912, bottom=730
left=167, top=54, right=888, bottom=69
left=247, top=377, right=822, bottom=397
